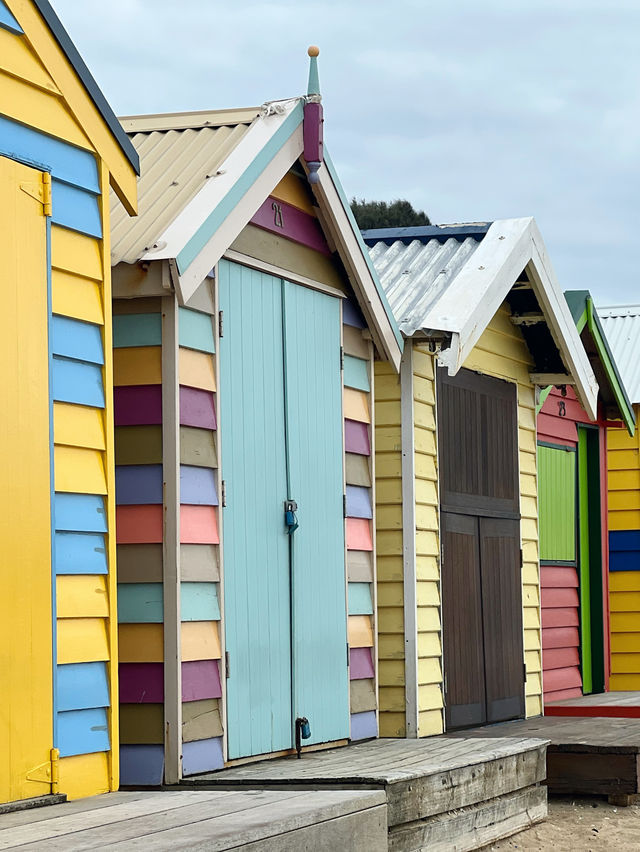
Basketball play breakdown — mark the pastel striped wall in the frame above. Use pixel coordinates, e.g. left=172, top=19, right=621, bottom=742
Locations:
left=608, top=409, right=640, bottom=690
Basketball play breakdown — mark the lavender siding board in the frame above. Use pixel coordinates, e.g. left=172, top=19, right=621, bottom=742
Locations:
left=180, top=465, right=218, bottom=506
left=57, top=662, right=110, bottom=711
left=120, top=745, right=164, bottom=786
left=250, top=196, right=331, bottom=256
left=180, top=387, right=216, bottom=429
left=343, top=299, right=366, bottom=328
left=52, top=356, right=105, bottom=408
left=51, top=180, right=102, bottom=238
left=346, top=485, right=373, bottom=519
left=350, top=710, right=377, bottom=741
left=113, top=313, right=162, bottom=348
left=52, top=315, right=104, bottom=364
left=182, top=660, right=222, bottom=701
left=119, top=663, right=164, bottom=703
left=114, top=386, right=162, bottom=426
left=178, top=308, right=215, bottom=354
left=343, top=355, right=370, bottom=392
left=116, top=465, right=163, bottom=505
left=182, top=737, right=224, bottom=775
left=117, top=583, right=163, bottom=623
left=181, top=582, right=220, bottom=621
left=55, top=494, right=107, bottom=532
left=344, top=420, right=371, bottom=456
left=55, top=531, right=107, bottom=575
left=58, top=708, right=110, bottom=757
left=349, top=647, right=375, bottom=680
left=348, top=582, right=374, bottom=616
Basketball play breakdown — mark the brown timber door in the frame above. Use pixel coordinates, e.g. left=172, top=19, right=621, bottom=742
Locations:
left=438, top=368, right=525, bottom=730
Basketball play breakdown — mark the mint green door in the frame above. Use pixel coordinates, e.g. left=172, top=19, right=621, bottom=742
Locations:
left=219, top=261, right=348, bottom=759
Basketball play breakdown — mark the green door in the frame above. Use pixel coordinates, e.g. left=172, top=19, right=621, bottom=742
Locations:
left=219, top=261, right=348, bottom=759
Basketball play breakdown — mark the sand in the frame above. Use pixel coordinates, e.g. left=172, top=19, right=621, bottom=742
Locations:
left=490, top=796, right=640, bottom=851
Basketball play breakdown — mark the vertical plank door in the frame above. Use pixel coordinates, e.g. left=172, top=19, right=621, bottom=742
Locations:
left=219, top=261, right=292, bottom=759
left=283, top=282, right=349, bottom=745
left=0, top=157, right=53, bottom=803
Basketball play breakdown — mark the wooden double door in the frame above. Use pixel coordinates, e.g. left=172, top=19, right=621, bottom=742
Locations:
left=438, top=368, right=525, bottom=730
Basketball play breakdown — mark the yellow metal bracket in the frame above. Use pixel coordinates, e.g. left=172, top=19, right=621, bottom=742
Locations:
left=19, top=172, right=52, bottom=216
left=25, top=748, right=59, bottom=792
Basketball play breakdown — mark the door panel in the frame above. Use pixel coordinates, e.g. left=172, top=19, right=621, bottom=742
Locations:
left=442, top=512, right=486, bottom=729
left=0, top=157, right=53, bottom=802
left=479, top=517, right=525, bottom=723
left=219, top=261, right=292, bottom=759
left=283, top=282, right=348, bottom=745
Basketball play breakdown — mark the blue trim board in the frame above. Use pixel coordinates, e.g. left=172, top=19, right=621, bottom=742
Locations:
left=361, top=223, right=492, bottom=247
left=55, top=493, right=107, bottom=532
left=52, top=315, right=104, bottom=364
left=0, top=0, right=22, bottom=33
left=52, top=356, right=105, bottom=407
left=57, top=707, right=109, bottom=757
left=46, top=215, right=58, bottom=747
left=55, top=531, right=107, bottom=574
left=30, top=0, right=140, bottom=173
left=57, top=662, right=109, bottom=711
left=176, top=101, right=305, bottom=275
left=52, top=180, right=102, bottom=238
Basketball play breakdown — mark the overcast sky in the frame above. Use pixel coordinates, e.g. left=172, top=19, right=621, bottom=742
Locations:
left=55, top=0, right=639, bottom=304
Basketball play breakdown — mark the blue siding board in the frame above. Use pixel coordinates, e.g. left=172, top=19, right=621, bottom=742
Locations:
left=54, top=493, right=107, bottom=532
left=180, top=465, right=218, bottom=505
left=120, top=745, right=164, bottom=786
left=179, top=307, right=215, bottom=353
left=117, top=583, right=163, bottom=623
left=52, top=315, right=104, bottom=364
left=0, top=1, right=22, bottom=33
left=182, top=737, right=224, bottom=776
left=57, top=707, right=110, bottom=757
left=113, top=313, right=162, bottom=348
left=346, top=485, right=373, bottom=519
left=116, top=465, right=163, bottom=505
left=610, top=530, right=640, bottom=551
left=343, top=355, right=370, bottom=392
left=609, top=530, right=640, bottom=572
left=55, top=531, right=107, bottom=574
left=0, top=115, right=100, bottom=192
left=51, top=180, right=102, bottom=238
left=181, top=583, right=220, bottom=621
left=52, top=356, right=105, bottom=408
left=57, top=662, right=109, bottom=711
left=348, top=582, right=373, bottom=616
left=350, top=710, right=377, bottom=741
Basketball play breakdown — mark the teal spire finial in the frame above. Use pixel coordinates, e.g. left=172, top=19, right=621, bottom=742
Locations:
left=307, top=46, right=321, bottom=97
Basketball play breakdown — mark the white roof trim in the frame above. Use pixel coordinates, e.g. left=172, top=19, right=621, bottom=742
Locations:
left=428, top=218, right=598, bottom=420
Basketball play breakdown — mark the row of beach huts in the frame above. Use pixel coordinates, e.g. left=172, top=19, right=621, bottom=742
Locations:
left=2, top=0, right=640, bottom=808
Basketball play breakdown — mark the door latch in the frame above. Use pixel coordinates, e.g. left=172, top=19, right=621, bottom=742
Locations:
left=284, top=500, right=298, bottom=534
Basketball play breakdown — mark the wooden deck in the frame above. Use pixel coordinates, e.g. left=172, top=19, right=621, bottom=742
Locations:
left=188, top=736, right=548, bottom=851
left=545, top=690, right=640, bottom=718
left=447, top=715, right=640, bottom=804
left=0, top=788, right=387, bottom=851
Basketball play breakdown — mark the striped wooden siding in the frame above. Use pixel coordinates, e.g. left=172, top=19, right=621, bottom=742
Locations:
left=608, top=411, right=640, bottom=689
left=464, top=305, right=541, bottom=718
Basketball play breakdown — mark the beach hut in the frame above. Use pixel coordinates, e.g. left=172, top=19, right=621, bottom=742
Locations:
left=363, top=220, right=598, bottom=737
left=108, top=51, right=402, bottom=784
left=0, top=0, right=138, bottom=804
left=598, top=306, right=640, bottom=690
left=537, top=292, right=635, bottom=705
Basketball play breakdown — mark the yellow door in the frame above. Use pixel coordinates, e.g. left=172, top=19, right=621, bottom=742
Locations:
left=0, top=156, right=53, bottom=803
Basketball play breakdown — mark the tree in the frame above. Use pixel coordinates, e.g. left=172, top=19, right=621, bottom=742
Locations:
left=350, top=198, right=431, bottom=230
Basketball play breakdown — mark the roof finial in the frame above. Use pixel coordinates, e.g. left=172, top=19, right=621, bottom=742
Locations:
left=307, top=46, right=321, bottom=98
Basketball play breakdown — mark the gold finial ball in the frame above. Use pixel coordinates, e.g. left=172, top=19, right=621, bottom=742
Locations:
left=308, top=45, right=320, bottom=57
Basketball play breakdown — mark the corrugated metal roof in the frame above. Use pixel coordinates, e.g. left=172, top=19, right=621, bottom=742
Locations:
left=366, top=233, right=484, bottom=336
left=110, top=109, right=259, bottom=265
left=599, top=304, right=640, bottom=403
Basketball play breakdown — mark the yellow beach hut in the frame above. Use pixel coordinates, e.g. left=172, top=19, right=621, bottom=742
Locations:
left=364, top=220, right=598, bottom=737
left=0, top=0, right=138, bottom=804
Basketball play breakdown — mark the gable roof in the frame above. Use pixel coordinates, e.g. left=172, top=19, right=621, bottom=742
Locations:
left=599, top=304, right=640, bottom=405
left=364, top=218, right=599, bottom=420
left=564, top=292, right=635, bottom=433
left=110, top=100, right=402, bottom=369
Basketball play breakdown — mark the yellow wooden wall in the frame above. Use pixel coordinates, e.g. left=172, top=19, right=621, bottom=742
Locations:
left=608, top=408, right=640, bottom=689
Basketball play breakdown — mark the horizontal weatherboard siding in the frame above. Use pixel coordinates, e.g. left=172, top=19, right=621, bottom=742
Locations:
left=116, top=505, right=163, bottom=544
left=348, top=583, right=373, bottom=616
left=113, top=313, right=162, bottom=348
left=180, top=505, right=219, bottom=544
left=180, top=387, right=216, bottom=429
left=119, top=663, right=164, bottom=703
left=343, top=355, right=370, bottom=392
left=344, top=420, right=371, bottom=455
left=58, top=708, right=110, bottom=757
left=51, top=180, right=101, bottom=238
left=181, top=583, right=220, bottom=621
left=120, top=745, right=164, bottom=786
left=52, top=315, right=104, bottom=364
left=52, top=356, right=105, bottom=408
left=114, top=386, right=162, bottom=426
left=350, top=710, right=377, bottom=741
left=179, top=307, right=215, bottom=353
left=182, top=737, right=224, bottom=775
left=180, top=465, right=218, bottom=505
left=115, top=465, right=163, bottom=505
left=346, top=485, right=373, bottom=519
left=182, top=660, right=222, bottom=701
left=55, top=494, right=107, bottom=533
left=57, top=662, right=109, bottom=711
left=114, top=346, right=161, bottom=386
left=55, top=532, right=107, bottom=575
left=117, top=583, right=163, bottom=623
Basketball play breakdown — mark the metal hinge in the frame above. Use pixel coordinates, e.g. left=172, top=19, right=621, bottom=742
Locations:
left=218, top=310, right=224, bottom=338
left=347, top=642, right=350, bottom=667
left=343, top=494, right=347, bottom=518
left=523, top=662, right=527, bottom=683
left=520, top=547, right=523, bottom=567
left=221, top=480, right=226, bottom=507
left=340, top=346, right=344, bottom=370
left=20, top=173, right=52, bottom=216
left=225, top=651, right=230, bottom=679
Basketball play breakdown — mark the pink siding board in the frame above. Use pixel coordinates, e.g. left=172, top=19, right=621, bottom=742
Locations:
left=350, top=647, right=375, bottom=680
left=180, top=505, right=219, bottom=544
left=181, top=660, right=222, bottom=701
left=347, top=518, right=373, bottom=551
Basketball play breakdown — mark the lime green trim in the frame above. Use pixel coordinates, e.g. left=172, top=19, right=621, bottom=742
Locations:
left=536, top=384, right=553, bottom=414
left=538, top=445, right=577, bottom=562
left=586, top=299, right=636, bottom=435
left=575, top=307, right=588, bottom=334
left=577, top=429, right=592, bottom=693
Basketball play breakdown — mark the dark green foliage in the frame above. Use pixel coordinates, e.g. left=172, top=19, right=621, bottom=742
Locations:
left=350, top=198, right=431, bottom=230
